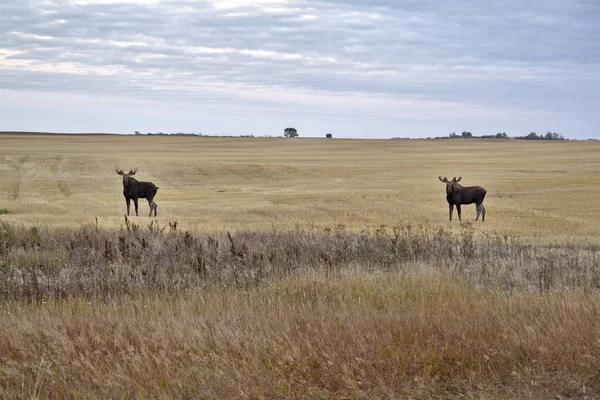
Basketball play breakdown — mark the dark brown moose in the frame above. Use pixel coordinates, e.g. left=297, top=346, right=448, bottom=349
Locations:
left=439, top=176, right=486, bottom=222
left=115, top=168, right=159, bottom=217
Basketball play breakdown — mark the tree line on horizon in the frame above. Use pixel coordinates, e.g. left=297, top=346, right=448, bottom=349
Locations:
left=133, top=129, right=567, bottom=141
left=408, top=131, right=568, bottom=140
left=134, top=127, right=321, bottom=139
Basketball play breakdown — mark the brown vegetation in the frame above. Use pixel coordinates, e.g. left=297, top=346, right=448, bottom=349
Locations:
left=1, top=222, right=600, bottom=398
left=1, top=220, right=599, bottom=302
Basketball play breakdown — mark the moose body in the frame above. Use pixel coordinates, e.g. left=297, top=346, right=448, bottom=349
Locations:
left=116, top=168, right=159, bottom=217
left=439, top=176, right=486, bottom=222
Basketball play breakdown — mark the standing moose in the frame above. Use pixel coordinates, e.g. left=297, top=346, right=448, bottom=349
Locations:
left=115, top=168, right=159, bottom=217
left=439, top=176, right=486, bottom=222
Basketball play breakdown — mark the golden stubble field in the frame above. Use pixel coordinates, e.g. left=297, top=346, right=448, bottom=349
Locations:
left=1, top=133, right=599, bottom=242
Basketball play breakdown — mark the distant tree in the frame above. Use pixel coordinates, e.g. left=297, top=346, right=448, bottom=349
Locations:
left=284, top=127, right=298, bottom=138
left=326, top=133, right=332, bottom=139
left=515, top=131, right=567, bottom=140
left=461, top=131, right=472, bottom=138
left=449, top=132, right=458, bottom=138
left=134, top=131, right=141, bottom=135
left=545, top=132, right=565, bottom=140
left=496, top=132, right=508, bottom=139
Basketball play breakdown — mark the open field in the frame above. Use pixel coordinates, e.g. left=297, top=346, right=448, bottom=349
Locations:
left=1, top=133, right=599, bottom=242
left=2, top=133, right=600, bottom=398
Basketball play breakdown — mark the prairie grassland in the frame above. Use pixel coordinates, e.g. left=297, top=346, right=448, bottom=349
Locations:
left=1, top=133, right=599, bottom=242
left=1, top=221, right=600, bottom=398
left=2, top=133, right=600, bottom=398
left=3, top=273, right=600, bottom=399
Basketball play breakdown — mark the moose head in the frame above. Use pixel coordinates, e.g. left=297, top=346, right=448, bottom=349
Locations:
left=439, top=176, right=462, bottom=195
left=115, top=167, right=138, bottom=188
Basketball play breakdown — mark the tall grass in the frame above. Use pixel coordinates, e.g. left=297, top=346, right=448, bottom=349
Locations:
left=2, top=221, right=600, bottom=398
left=1, top=219, right=599, bottom=302
left=2, top=274, right=600, bottom=399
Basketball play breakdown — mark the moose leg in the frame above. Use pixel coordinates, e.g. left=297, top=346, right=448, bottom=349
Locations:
left=449, top=204, right=454, bottom=221
left=147, top=199, right=157, bottom=217
left=456, top=204, right=462, bottom=222
left=134, top=198, right=139, bottom=216
left=126, top=198, right=131, bottom=216
left=147, top=193, right=157, bottom=217
left=476, top=202, right=481, bottom=221
left=481, top=204, right=486, bottom=222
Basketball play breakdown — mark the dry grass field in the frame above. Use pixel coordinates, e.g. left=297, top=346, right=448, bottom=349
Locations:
left=2, top=132, right=600, bottom=398
left=3, top=274, right=600, bottom=399
left=1, top=133, right=599, bottom=242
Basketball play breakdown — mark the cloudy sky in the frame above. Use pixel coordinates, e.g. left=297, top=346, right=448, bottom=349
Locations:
left=1, top=0, right=599, bottom=138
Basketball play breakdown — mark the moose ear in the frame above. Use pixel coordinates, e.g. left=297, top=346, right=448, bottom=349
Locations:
left=439, top=176, right=447, bottom=182
left=455, top=176, right=462, bottom=182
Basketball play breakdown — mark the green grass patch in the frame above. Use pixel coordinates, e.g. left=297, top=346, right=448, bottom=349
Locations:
left=0, top=209, right=10, bottom=215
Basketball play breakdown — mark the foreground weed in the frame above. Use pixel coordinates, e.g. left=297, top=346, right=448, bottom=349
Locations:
left=0, top=221, right=599, bottom=302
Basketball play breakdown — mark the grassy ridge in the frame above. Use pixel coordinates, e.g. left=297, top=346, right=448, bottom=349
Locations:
left=1, top=134, right=599, bottom=241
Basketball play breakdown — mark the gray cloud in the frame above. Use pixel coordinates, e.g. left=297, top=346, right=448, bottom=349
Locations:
left=1, top=0, right=599, bottom=138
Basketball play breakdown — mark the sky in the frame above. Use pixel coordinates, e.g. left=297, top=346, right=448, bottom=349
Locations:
left=1, top=0, right=599, bottom=139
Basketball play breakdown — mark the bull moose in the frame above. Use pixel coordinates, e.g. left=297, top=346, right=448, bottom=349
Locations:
left=439, top=176, right=486, bottom=222
left=115, top=168, right=159, bottom=217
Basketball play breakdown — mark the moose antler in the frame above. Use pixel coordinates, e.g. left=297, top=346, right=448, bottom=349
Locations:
left=128, top=167, right=138, bottom=176
left=115, top=168, right=124, bottom=175
left=455, top=176, right=462, bottom=182
left=439, top=176, right=448, bottom=182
